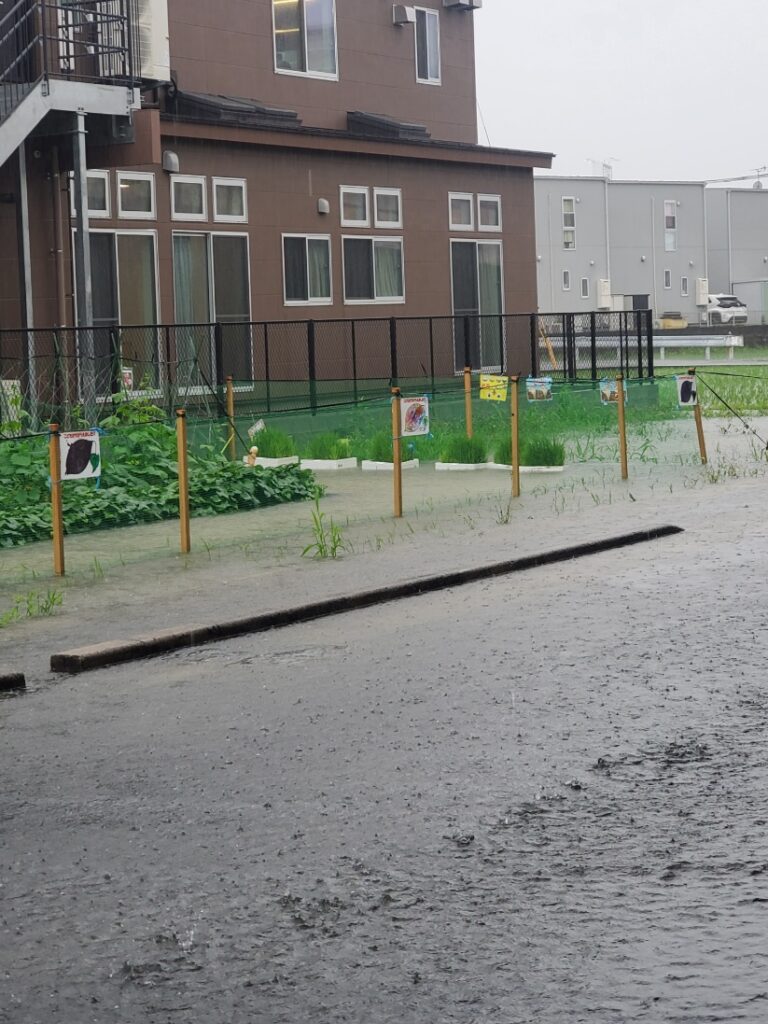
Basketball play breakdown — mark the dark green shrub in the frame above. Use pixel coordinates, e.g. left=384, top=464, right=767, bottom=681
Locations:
left=439, top=434, right=487, bottom=464
left=253, top=428, right=296, bottom=458
left=306, top=434, right=352, bottom=460
left=493, top=435, right=565, bottom=466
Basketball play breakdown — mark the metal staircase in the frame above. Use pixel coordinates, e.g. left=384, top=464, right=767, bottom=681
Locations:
left=0, top=0, right=140, bottom=168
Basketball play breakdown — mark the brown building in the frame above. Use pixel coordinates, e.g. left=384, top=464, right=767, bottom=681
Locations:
left=0, top=0, right=552, bottom=387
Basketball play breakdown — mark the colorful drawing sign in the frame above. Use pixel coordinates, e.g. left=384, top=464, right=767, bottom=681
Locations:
left=121, top=367, right=134, bottom=391
left=60, top=430, right=101, bottom=480
left=526, top=376, right=553, bottom=402
left=676, top=374, right=698, bottom=407
left=479, top=374, right=509, bottom=402
left=599, top=379, right=628, bottom=406
left=401, top=396, right=430, bottom=437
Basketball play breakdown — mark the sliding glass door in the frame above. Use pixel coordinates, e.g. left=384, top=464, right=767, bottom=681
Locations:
left=451, top=241, right=504, bottom=371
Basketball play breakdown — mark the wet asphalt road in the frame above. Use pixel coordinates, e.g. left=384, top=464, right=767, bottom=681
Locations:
left=2, top=524, right=768, bottom=1023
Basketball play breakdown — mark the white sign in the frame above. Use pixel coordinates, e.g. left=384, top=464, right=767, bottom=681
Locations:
left=400, top=396, right=430, bottom=437
left=676, top=374, right=698, bottom=407
left=61, top=430, right=101, bottom=480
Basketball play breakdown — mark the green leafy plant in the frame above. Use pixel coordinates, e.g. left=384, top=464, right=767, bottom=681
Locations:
left=305, top=433, right=353, bottom=460
left=521, top=436, right=565, bottom=467
left=439, top=434, right=487, bottom=464
left=364, top=430, right=400, bottom=463
left=0, top=588, right=63, bottom=628
left=252, top=428, right=296, bottom=458
left=302, top=497, right=345, bottom=559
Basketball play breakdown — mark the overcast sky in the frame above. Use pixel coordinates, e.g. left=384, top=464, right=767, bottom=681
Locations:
left=474, top=0, right=766, bottom=185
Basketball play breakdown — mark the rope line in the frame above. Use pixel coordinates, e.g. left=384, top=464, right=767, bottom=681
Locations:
left=697, top=374, right=768, bottom=450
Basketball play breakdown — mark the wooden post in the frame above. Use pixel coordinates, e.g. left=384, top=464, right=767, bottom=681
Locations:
left=49, top=424, right=65, bottom=577
left=391, top=387, right=403, bottom=519
left=464, top=366, right=473, bottom=438
left=225, top=375, right=236, bottom=461
left=689, top=367, right=708, bottom=465
left=176, top=409, right=191, bottom=554
left=510, top=375, right=521, bottom=498
left=616, top=374, right=628, bottom=480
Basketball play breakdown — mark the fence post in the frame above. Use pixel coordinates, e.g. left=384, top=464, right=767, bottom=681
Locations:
left=646, top=309, right=655, bottom=378
left=225, top=376, right=236, bottom=460
left=529, top=314, right=538, bottom=376
left=351, top=320, right=358, bottom=404
left=616, top=374, right=628, bottom=480
left=590, top=312, right=597, bottom=380
left=464, top=365, right=473, bottom=438
left=52, top=329, right=64, bottom=424
left=690, top=367, right=708, bottom=465
left=176, top=409, right=191, bottom=554
left=307, top=320, right=318, bottom=414
left=498, top=314, right=505, bottom=375
left=109, top=327, right=121, bottom=399
left=636, top=311, right=644, bottom=379
left=264, top=323, right=272, bottom=413
left=428, top=317, right=436, bottom=393
left=214, top=322, right=224, bottom=386
left=391, top=387, right=402, bottom=518
left=463, top=314, right=471, bottom=369
left=510, top=375, right=520, bottom=499
left=164, top=325, right=174, bottom=416
left=49, top=422, right=65, bottom=577
left=389, top=317, right=399, bottom=384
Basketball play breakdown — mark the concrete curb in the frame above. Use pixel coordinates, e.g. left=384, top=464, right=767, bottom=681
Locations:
left=50, top=525, right=684, bottom=675
left=0, top=673, right=26, bottom=692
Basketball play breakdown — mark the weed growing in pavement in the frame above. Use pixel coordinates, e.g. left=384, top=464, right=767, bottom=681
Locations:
left=302, top=497, right=345, bottom=559
left=0, top=589, right=63, bottom=628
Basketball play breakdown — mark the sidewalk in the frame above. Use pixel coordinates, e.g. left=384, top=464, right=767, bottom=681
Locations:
left=1, top=416, right=766, bottom=685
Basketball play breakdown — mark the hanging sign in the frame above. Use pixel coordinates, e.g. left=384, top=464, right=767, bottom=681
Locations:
left=526, top=376, right=553, bottom=402
left=479, top=374, right=509, bottom=402
left=400, top=396, right=430, bottom=437
left=599, top=379, right=628, bottom=406
left=60, top=430, right=101, bottom=480
left=676, top=374, right=698, bottom=407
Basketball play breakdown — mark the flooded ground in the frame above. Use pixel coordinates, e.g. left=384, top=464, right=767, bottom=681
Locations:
left=2, top=517, right=768, bottom=1022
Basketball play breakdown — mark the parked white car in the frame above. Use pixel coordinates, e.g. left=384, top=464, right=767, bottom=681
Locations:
left=708, top=294, right=748, bottom=325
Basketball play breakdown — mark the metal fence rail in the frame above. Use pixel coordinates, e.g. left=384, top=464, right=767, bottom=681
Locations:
left=0, top=311, right=654, bottom=429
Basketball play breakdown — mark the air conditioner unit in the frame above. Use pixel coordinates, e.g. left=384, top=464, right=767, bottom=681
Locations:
left=597, top=278, right=611, bottom=310
left=695, top=277, right=709, bottom=306
left=444, top=0, right=483, bottom=9
left=135, top=0, right=171, bottom=82
left=393, top=5, right=416, bottom=24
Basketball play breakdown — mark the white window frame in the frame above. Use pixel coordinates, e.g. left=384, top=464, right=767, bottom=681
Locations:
left=681, top=276, right=689, bottom=297
left=414, top=6, right=441, bottom=86
left=70, top=169, right=111, bottom=219
left=342, top=235, right=405, bottom=305
left=212, top=177, right=248, bottom=224
left=449, top=192, right=474, bottom=232
left=664, top=199, right=677, bottom=252
left=271, top=0, right=339, bottom=82
left=340, top=186, right=370, bottom=228
left=282, top=233, right=333, bottom=307
left=580, top=277, right=590, bottom=299
left=116, top=171, right=156, bottom=221
left=373, top=187, right=403, bottom=230
left=171, top=175, right=207, bottom=223
left=663, top=268, right=672, bottom=289
left=477, top=194, right=502, bottom=233
left=562, top=196, right=576, bottom=250
left=562, top=270, right=571, bottom=291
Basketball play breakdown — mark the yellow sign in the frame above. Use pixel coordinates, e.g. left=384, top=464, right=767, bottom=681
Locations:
left=479, top=374, right=509, bottom=402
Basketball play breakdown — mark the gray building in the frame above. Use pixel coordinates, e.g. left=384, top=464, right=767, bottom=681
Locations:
left=706, top=188, right=768, bottom=320
left=535, top=176, right=709, bottom=322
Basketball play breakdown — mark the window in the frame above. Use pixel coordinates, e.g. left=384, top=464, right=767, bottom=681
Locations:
left=283, top=235, right=332, bottom=304
left=340, top=186, right=369, bottom=227
left=562, top=197, right=576, bottom=249
left=172, top=232, right=252, bottom=380
left=562, top=270, right=571, bottom=291
left=478, top=194, right=502, bottom=232
left=374, top=188, right=403, bottom=229
left=580, top=277, right=590, bottom=299
left=664, top=200, right=677, bottom=252
left=449, top=192, right=474, bottom=231
left=272, top=0, right=337, bottom=78
left=117, top=172, right=155, bottom=220
left=213, top=178, right=247, bottom=223
left=70, top=170, right=110, bottom=218
left=415, top=7, right=440, bottom=84
left=450, top=240, right=504, bottom=370
left=664, top=269, right=672, bottom=289
left=171, top=175, right=207, bottom=222
left=343, top=237, right=404, bottom=303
